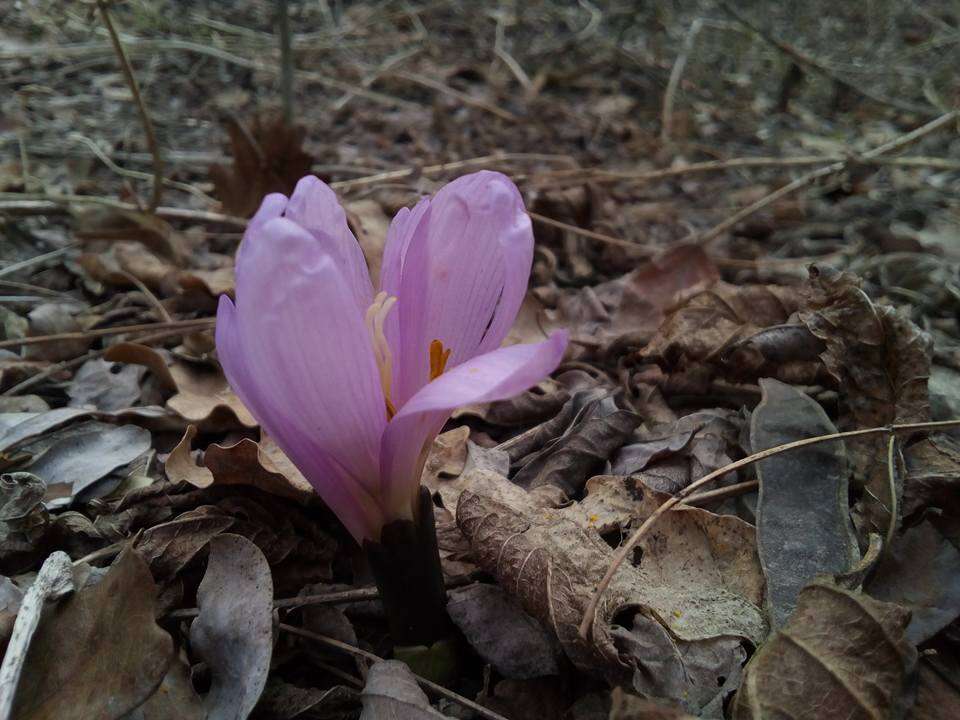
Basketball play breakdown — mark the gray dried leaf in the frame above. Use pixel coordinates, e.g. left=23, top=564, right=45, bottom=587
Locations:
left=751, top=378, right=858, bottom=628
left=190, top=534, right=274, bottom=720
left=67, top=358, right=146, bottom=411
left=359, top=661, right=448, bottom=720
left=0, top=408, right=91, bottom=454
left=456, top=469, right=765, bottom=694
left=0, top=473, right=50, bottom=575
left=22, top=422, right=152, bottom=508
left=612, top=612, right=745, bottom=717
left=733, top=580, right=917, bottom=720
left=23, top=304, right=91, bottom=362
left=447, top=583, right=562, bottom=679
left=866, top=520, right=960, bottom=644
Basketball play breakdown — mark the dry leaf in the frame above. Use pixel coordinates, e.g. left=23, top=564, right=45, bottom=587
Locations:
left=359, top=660, right=448, bottom=720
left=190, top=534, right=274, bottom=720
left=800, top=264, right=933, bottom=534
left=447, top=583, right=562, bottom=679
left=751, top=379, right=859, bottom=628
left=456, top=469, right=765, bottom=695
left=210, top=114, right=314, bottom=217
left=732, top=580, right=917, bottom=720
left=167, top=361, right=256, bottom=430
left=12, top=548, right=174, bottom=720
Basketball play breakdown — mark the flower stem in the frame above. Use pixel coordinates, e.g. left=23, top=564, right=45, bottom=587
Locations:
left=364, top=487, right=451, bottom=647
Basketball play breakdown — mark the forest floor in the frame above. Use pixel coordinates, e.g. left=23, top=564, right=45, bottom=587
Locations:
left=1, top=2, right=959, bottom=719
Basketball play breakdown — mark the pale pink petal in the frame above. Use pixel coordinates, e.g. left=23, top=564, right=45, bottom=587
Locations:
left=379, top=331, right=568, bottom=520
left=388, top=171, right=534, bottom=407
left=217, top=216, right=388, bottom=540
left=283, top=175, right=374, bottom=312
left=217, top=296, right=383, bottom=542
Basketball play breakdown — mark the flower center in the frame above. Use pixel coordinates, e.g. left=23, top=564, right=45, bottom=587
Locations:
left=365, top=292, right=398, bottom=420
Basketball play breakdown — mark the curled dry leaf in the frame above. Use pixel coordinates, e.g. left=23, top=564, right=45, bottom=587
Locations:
left=134, top=506, right=235, bottom=581
left=456, top=469, right=764, bottom=692
left=165, top=425, right=314, bottom=503
left=190, top=533, right=274, bottom=720
left=12, top=548, right=174, bottom=720
left=167, top=362, right=256, bottom=430
left=732, top=580, right=917, bottom=720
left=751, top=379, right=859, bottom=628
left=800, top=264, right=932, bottom=534
left=102, top=342, right=178, bottom=394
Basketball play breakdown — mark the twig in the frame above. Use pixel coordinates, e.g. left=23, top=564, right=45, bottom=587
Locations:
left=0, top=318, right=214, bottom=351
left=527, top=211, right=652, bottom=254
left=661, top=17, right=703, bottom=143
left=277, top=0, right=294, bottom=125
left=690, top=109, right=959, bottom=246
left=885, top=435, right=899, bottom=553
left=117, top=270, right=172, bottom=323
left=683, top=479, right=758, bottom=506
left=537, top=153, right=960, bottom=189
left=277, top=624, right=510, bottom=720
left=0, top=552, right=73, bottom=720
left=0, top=193, right=247, bottom=227
left=329, top=152, right=575, bottom=191
left=0, top=245, right=80, bottom=278
left=718, top=1, right=936, bottom=116
left=96, top=0, right=164, bottom=211
left=578, top=417, right=960, bottom=639
left=389, top=70, right=518, bottom=122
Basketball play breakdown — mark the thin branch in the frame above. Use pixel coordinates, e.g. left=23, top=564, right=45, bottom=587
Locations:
left=690, top=109, right=959, bottom=246
left=277, top=0, right=294, bottom=125
left=661, top=17, right=704, bottom=143
left=96, top=0, right=164, bottom=211
left=278, top=623, right=510, bottom=720
left=0, top=192, right=247, bottom=227
left=718, top=1, right=937, bottom=116
left=578, top=417, right=960, bottom=639
left=0, top=318, right=214, bottom=351
left=527, top=211, right=652, bottom=254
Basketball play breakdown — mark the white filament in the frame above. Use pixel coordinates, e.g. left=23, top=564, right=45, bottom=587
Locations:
left=365, top=292, right=398, bottom=407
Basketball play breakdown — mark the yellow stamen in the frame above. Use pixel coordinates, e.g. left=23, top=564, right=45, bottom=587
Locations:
left=429, top=339, right=451, bottom=381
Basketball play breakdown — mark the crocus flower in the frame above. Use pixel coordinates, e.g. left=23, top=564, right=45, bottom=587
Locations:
left=216, top=171, right=568, bottom=544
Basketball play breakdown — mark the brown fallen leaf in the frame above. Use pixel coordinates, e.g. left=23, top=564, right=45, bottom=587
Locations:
left=13, top=547, right=174, bottom=720
left=203, top=436, right=315, bottom=503
left=732, top=580, right=917, bottom=720
left=209, top=114, right=314, bottom=217
left=167, top=361, right=256, bottom=430
left=800, top=264, right=933, bottom=535
left=134, top=506, right=235, bottom=581
left=74, top=206, right=188, bottom=263
left=103, top=342, right=178, bottom=394
left=456, top=469, right=764, bottom=699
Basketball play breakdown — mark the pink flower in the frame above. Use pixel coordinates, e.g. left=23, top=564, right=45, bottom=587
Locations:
left=216, top=172, right=568, bottom=543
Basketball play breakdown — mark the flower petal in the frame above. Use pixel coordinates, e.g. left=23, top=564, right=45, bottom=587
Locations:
left=389, top=171, right=534, bottom=407
left=217, top=216, right=388, bottom=540
left=379, top=331, right=568, bottom=520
